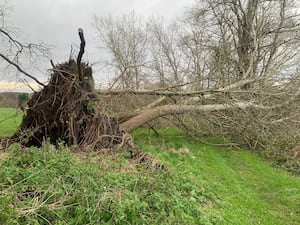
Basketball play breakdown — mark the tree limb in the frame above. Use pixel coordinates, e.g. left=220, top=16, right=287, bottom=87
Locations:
left=99, top=78, right=263, bottom=97
left=120, top=101, right=270, bottom=132
left=0, top=52, right=45, bottom=87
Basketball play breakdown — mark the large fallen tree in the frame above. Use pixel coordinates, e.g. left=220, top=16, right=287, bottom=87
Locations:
left=0, top=26, right=299, bottom=161
left=0, top=1, right=299, bottom=176
left=92, top=0, right=300, bottom=158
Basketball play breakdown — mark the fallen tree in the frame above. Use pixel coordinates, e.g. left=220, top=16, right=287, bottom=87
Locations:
left=111, top=80, right=300, bottom=151
left=0, top=2, right=299, bottom=176
left=1, top=29, right=258, bottom=151
left=0, top=28, right=299, bottom=162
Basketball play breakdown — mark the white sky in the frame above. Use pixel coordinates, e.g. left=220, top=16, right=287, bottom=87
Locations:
left=1, top=0, right=196, bottom=91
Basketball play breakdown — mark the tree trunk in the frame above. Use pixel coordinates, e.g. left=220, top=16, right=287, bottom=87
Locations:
left=120, top=102, right=255, bottom=132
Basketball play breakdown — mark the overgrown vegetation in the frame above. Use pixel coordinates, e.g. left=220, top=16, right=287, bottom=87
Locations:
left=1, top=108, right=300, bottom=224
left=0, top=145, right=219, bottom=224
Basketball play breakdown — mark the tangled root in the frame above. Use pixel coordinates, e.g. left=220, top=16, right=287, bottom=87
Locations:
left=1, top=59, right=166, bottom=170
left=12, top=60, right=123, bottom=150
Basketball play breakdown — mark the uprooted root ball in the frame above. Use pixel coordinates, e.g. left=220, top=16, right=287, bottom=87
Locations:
left=13, top=60, right=123, bottom=150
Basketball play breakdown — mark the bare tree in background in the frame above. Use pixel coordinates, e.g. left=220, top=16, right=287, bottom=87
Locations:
left=175, top=19, right=213, bottom=89
left=0, top=1, right=49, bottom=88
left=148, top=20, right=185, bottom=88
left=94, top=12, right=148, bottom=89
left=178, top=0, right=300, bottom=149
left=189, top=0, right=300, bottom=87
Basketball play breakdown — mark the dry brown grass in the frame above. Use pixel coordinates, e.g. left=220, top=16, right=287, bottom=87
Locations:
left=0, top=152, right=8, bottom=160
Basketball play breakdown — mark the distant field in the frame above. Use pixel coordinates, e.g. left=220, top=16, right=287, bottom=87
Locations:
left=0, top=108, right=23, bottom=136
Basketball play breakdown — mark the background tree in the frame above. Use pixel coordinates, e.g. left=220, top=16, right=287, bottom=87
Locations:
left=178, top=0, right=300, bottom=148
left=189, top=0, right=300, bottom=87
left=94, top=12, right=149, bottom=89
left=148, top=20, right=185, bottom=88
left=175, top=19, right=211, bottom=90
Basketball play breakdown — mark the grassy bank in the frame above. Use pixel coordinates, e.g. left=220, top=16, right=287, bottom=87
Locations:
left=0, top=108, right=299, bottom=224
left=134, top=128, right=300, bottom=224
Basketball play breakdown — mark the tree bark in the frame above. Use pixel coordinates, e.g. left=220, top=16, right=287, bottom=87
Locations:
left=120, top=102, right=258, bottom=132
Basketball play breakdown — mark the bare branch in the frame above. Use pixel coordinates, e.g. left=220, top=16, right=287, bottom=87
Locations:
left=99, top=77, right=263, bottom=96
left=0, top=52, right=45, bottom=87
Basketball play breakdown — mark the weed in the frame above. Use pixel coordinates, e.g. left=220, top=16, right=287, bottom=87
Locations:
left=0, top=144, right=219, bottom=224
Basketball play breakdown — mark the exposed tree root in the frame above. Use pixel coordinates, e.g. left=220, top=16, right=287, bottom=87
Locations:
left=9, top=60, right=123, bottom=151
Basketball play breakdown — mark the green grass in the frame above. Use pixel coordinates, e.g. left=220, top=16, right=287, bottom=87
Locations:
left=0, top=108, right=300, bottom=224
left=134, top=128, right=300, bottom=225
left=0, top=108, right=23, bottom=136
left=1, top=144, right=219, bottom=224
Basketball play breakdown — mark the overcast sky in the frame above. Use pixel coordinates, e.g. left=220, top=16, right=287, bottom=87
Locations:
left=1, top=0, right=195, bottom=91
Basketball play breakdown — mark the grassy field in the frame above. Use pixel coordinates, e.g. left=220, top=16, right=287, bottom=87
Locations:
left=134, top=129, right=300, bottom=224
left=0, top=108, right=23, bottom=137
left=0, top=108, right=299, bottom=224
